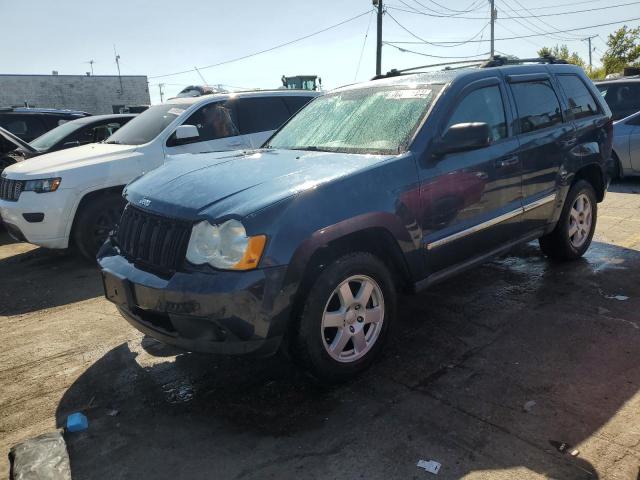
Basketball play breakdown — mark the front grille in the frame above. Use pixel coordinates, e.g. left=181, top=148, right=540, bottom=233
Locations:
left=115, top=204, right=192, bottom=273
left=0, top=178, right=24, bottom=201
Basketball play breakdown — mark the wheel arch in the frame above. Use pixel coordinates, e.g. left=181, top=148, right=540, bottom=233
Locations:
left=572, top=163, right=606, bottom=202
left=68, top=185, right=126, bottom=246
left=611, top=149, right=623, bottom=179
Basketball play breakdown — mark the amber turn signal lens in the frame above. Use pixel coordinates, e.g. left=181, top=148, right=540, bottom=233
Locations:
left=232, top=235, right=267, bottom=270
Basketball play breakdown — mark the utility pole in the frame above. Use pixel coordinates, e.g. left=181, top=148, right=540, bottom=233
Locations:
left=490, top=0, right=496, bottom=58
left=158, top=83, right=165, bottom=103
left=583, top=35, right=597, bottom=70
left=375, top=0, right=383, bottom=76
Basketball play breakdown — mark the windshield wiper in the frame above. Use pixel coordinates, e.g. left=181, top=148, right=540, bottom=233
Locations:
left=291, top=146, right=333, bottom=152
left=104, top=140, right=122, bottom=144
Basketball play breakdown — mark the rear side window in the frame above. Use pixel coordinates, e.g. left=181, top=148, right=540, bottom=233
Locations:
left=283, top=96, right=315, bottom=115
left=178, top=101, right=239, bottom=144
left=557, top=75, right=599, bottom=120
left=445, top=85, right=507, bottom=142
left=510, top=81, right=563, bottom=134
left=236, top=97, right=291, bottom=135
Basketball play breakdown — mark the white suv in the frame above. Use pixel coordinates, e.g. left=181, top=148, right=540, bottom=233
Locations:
left=0, top=90, right=318, bottom=258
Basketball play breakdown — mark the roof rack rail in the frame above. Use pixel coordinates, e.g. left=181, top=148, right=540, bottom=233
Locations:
left=481, top=54, right=568, bottom=68
left=371, top=59, right=486, bottom=80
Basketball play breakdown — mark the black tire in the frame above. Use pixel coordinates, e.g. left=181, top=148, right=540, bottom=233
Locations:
left=539, top=180, right=597, bottom=261
left=292, top=252, right=396, bottom=382
left=72, top=192, right=125, bottom=261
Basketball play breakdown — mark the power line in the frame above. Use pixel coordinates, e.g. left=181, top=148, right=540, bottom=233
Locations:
left=421, top=0, right=483, bottom=13
left=354, top=9, right=376, bottom=81
left=508, top=0, right=618, bottom=11
left=387, top=10, right=490, bottom=47
left=385, top=15, right=640, bottom=43
left=386, top=1, right=640, bottom=20
left=149, top=10, right=372, bottom=79
left=498, top=0, right=580, bottom=42
left=384, top=42, right=491, bottom=58
left=504, top=0, right=584, bottom=39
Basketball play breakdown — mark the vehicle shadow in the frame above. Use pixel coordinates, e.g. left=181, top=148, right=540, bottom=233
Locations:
left=608, top=176, right=640, bottom=194
left=0, top=230, right=15, bottom=246
left=0, top=240, right=103, bottom=316
left=55, top=240, right=640, bottom=479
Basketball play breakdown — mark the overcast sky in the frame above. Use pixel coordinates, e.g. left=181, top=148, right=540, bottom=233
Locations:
left=2, top=0, right=638, bottom=103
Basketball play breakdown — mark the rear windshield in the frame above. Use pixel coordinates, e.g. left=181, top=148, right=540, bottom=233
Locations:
left=105, top=104, right=185, bottom=145
left=596, top=82, right=640, bottom=120
left=266, top=85, right=442, bottom=155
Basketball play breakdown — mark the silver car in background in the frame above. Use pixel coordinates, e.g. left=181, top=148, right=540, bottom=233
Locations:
left=596, top=78, right=640, bottom=178
left=611, top=110, right=640, bottom=178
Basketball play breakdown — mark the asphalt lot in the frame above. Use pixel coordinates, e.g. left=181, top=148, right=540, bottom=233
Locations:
left=1, top=180, right=639, bottom=480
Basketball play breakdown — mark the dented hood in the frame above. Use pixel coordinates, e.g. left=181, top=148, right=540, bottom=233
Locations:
left=125, top=148, right=392, bottom=219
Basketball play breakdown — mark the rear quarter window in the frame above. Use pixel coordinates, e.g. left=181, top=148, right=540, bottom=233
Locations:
left=236, top=97, right=292, bottom=135
left=557, top=75, right=599, bottom=120
left=509, top=80, right=563, bottom=134
left=283, top=96, right=315, bottom=115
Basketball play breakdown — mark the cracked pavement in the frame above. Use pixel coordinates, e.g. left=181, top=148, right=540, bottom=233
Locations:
left=1, top=179, right=639, bottom=479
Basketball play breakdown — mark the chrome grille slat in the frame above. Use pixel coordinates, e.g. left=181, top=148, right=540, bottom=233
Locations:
left=0, top=178, right=24, bottom=201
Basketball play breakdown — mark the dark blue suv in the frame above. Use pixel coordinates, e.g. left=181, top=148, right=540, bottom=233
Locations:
left=98, top=59, right=613, bottom=381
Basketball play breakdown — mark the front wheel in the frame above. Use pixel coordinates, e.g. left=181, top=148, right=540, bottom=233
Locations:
left=73, top=192, right=125, bottom=261
left=293, top=252, right=396, bottom=382
left=539, top=180, right=597, bottom=261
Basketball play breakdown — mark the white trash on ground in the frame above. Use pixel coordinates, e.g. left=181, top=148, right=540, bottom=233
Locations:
left=417, top=459, right=441, bottom=474
left=9, top=430, right=71, bottom=480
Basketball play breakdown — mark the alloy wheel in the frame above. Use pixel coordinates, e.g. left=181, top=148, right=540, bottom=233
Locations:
left=321, top=275, right=385, bottom=363
left=568, top=193, right=592, bottom=249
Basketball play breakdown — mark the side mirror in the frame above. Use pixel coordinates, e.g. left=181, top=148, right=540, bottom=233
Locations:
left=434, top=122, right=492, bottom=156
left=174, top=124, right=199, bottom=141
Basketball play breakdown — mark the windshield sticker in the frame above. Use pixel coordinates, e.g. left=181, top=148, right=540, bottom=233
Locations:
left=167, top=107, right=185, bottom=116
left=383, top=89, right=432, bottom=100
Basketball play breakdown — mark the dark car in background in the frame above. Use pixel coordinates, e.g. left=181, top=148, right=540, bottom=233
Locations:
left=0, top=114, right=135, bottom=170
left=0, top=107, right=90, bottom=143
left=99, top=59, right=612, bottom=381
left=596, top=77, right=640, bottom=121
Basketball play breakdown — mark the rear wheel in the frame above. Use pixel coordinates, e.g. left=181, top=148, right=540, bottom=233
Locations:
left=73, top=192, right=125, bottom=261
left=539, top=180, right=597, bottom=261
left=293, top=252, right=396, bottom=382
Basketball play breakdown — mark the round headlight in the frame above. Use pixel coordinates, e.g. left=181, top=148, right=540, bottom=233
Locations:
left=185, top=221, right=221, bottom=265
left=215, top=219, right=249, bottom=268
left=186, top=219, right=263, bottom=270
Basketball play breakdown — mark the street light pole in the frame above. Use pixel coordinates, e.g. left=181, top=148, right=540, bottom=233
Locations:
left=490, top=0, right=496, bottom=58
left=375, top=0, right=383, bottom=76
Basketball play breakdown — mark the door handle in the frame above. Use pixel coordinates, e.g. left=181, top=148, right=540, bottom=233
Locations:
left=495, top=156, right=519, bottom=168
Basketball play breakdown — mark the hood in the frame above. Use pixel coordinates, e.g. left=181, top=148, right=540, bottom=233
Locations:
left=0, top=126, right=37, bottom=154
left=5, top=142, right=137, bottom=177
left=126, top=148, right=394, bottom=219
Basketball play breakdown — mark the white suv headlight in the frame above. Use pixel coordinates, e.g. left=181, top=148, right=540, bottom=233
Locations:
left=23, top=177, right=61, bottom=193
left=185, top=219, right=266, bottom=270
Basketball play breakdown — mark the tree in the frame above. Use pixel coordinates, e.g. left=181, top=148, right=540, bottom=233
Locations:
left=537, top=45, right=586, bottom=68
left=601, top=26, right=640, bottom=74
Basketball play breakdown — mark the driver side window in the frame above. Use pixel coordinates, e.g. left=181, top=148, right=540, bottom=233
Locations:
left=446, top=86, right=507, bottom=142
left=168, top=101, right=239, bottom=147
